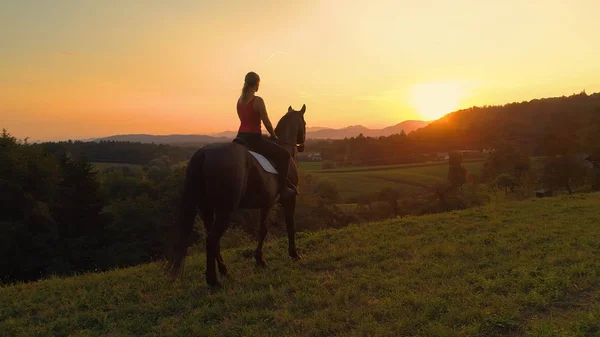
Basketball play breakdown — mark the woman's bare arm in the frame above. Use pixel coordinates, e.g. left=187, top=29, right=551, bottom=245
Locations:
left=254, top=96, right=276, bottom=136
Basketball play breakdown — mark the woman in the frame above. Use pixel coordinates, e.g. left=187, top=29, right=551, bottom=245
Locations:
left=236, top=71, right=297, bottom=199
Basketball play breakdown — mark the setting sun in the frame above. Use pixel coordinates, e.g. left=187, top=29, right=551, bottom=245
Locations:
left=411, top=82, right=468, bottom=121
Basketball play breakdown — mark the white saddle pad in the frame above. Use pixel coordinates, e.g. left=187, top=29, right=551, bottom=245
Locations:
left=249, top=151, right=278, bottom=174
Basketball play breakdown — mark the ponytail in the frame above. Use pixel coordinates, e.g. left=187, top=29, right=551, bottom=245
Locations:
left=241, top=72, right=260, bottom=101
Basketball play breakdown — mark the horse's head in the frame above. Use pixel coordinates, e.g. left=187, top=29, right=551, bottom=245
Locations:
left=276, top=104, right=307, bottom=154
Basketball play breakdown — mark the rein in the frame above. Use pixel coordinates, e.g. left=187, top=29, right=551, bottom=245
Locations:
left=272, top=109, right=306, bottom=152
left=274, top=138, right=304, bottom=147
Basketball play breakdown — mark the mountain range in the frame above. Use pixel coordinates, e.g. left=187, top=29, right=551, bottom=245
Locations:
left=93, top=120, right=430, bottom=144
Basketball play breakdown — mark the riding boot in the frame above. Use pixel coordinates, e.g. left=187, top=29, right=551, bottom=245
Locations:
left=277, top=161, right=297, bottom=199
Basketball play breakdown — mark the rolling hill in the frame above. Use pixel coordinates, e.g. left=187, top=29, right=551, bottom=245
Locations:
left=93, top=134, right=230, bottom=145
left=91, top=120, right=429, bottom=144
left=2, top=192, right=600, bottom=336
left=408, top=91, right=600, bottom=154
left=304, top=120, right=429, bottom=139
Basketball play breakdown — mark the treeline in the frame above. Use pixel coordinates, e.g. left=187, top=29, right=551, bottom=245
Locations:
left=0, top=130, right=353, bottom=283
left=306, top=132, right=430, bottom=167
left=0, top=131, right=187, bottom=283
left=38, top=140, right=197, bottom=166
left=409, top=91, right=600, bottom=154
left=304, top=131, right=487, bottom=167
left=304, top=91, right=600, bottom=167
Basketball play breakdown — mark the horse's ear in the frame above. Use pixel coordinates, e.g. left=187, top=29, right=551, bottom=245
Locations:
left=301, top=104, right=306, bottom=114
left=288, top=106, right=293, bottom=112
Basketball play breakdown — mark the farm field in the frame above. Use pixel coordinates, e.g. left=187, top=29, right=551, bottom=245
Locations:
left=2, top=192, right=599, bottom=336
left=299, top=160, right=485, bottom=201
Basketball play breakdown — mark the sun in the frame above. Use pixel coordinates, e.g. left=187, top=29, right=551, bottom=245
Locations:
left=411, top=82, right=467, bottom=121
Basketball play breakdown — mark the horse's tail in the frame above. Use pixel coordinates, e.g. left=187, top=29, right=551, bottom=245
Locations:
left=164, top=150, right=205, bottom=280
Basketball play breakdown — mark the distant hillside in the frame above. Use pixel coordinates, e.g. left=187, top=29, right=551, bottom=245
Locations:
left=3, top=192, right=600, bottom=336
left=209, top=127, right=330, bottom=139
left=306, top=120, right=429, bottom=139
left=95, top=134, right=229, bottom=144
left=92, top=120, right=429, bottom=144
left=409, top=91, right=600, bottom=154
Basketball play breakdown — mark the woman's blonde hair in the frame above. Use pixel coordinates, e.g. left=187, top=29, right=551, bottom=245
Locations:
left=241, top=72, right=260, bottom=101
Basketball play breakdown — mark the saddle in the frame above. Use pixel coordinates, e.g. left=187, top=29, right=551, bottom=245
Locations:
left=233, top=137, right=278, bottom=174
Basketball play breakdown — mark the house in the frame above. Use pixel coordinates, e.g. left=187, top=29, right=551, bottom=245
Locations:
left=536, top=189, right=553, bottom=198
left=575, top=153, right=594, bottom=169
left=457, top=149, right=481, bottom=155
left=585, top=155, right=600, bottom=168
left=436, top=152, right=449, bottom=161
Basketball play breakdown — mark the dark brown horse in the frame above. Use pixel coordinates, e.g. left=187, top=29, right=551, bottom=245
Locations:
left=165, top=104, right=307, bottom=287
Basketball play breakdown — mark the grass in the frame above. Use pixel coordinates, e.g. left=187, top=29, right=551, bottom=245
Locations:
left=2, top=192, right=600, bottom=336
left=300, top=161, right=484, bottom=201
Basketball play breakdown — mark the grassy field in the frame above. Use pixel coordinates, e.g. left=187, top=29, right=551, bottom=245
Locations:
left=2, top=192, right=600, bottom=336
left=299, top=161, right=485, bottom=201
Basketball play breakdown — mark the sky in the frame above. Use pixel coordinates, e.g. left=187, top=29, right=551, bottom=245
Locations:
left=2, top=0, right=600, bottom=141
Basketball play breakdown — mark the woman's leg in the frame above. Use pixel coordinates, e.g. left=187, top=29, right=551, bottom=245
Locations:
left=253, top=137, right=296, bottom=197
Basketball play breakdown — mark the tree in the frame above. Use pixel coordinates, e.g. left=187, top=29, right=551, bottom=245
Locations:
left=540, top=155, right=588, bottom=194
left=50, top=153, right=110, bottom=273
left=356, top=193, right=374, bottom=211
left=493, top=173, right=518, bottom=195
left=378, top=187, right=400, bottom=215
left=0, top=131, right=60, bottom=281
left=448, top=151, right=467, bottom=189
left=431, top=182, right=452, bottom=208
left=313, top=180, right=340, bottom=202
left=482, top=145, right=530, bottom=182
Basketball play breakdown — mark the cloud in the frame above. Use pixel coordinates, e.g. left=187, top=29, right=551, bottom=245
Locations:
left=58, top=52, right=78, bottom=57
left=267, top=50, right=288, bottom=61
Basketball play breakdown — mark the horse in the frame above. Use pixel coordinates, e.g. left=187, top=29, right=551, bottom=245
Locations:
left=164, top=104, right=307, bottom=287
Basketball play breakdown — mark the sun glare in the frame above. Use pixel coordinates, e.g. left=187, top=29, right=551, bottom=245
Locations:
left=411, top=82, right=467, bottom=121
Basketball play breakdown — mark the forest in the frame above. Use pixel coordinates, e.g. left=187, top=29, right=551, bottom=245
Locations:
left=307, top=91, right=600, bottom=166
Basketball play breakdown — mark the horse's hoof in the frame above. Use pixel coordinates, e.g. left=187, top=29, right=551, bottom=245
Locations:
left=206, top=273, right=221, bottom=288
left=206, top=279, right=222, bottom=288
left=254, top=250, right=267, bottom=267
left=256, top=260, right=268, bottom=268
left=289, top=252, right=302, bottom=260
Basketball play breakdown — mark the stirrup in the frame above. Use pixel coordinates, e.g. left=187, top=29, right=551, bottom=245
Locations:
left=288, top=184, right=300, bottom=195
left=233, top=137, right=248, bottom=147
left=279, top=187, right=298, bottom=199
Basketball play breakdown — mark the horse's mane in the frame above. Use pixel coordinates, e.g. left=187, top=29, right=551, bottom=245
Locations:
left=275, top=112, right=294, bottom=132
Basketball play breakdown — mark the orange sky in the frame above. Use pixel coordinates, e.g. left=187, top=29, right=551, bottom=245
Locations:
left=2, top=0, right=600, bottom=141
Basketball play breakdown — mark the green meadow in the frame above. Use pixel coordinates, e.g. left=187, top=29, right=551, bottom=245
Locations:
left=2, top=192, right=599, bottom=337
left=300, top=160, right=485, bottom=201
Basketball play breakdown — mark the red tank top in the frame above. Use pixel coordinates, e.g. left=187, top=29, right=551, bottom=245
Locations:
left=237, top=96, right=261, bottom=134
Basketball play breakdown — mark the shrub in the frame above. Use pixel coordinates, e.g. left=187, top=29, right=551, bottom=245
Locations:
left=321, top=160, right=337, bottom=170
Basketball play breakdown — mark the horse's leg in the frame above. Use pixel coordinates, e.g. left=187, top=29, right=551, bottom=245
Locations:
left=254, top=207, right=270, bottom=267
left=215, top=237, right=228, bottom=276
left=283, top=197, right=301, bottom=260
left=205, top=211, right=230, bottom=287
left=201, top=206, right=227, bottom=276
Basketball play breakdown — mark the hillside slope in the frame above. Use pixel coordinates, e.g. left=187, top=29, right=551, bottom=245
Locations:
left=92, top=120, right=430, bottom=144
left=2, top=194, right=600, bottom=336
left=409, top=91, right=600, bottom=153
left=306, top=120, right=429, bottom=139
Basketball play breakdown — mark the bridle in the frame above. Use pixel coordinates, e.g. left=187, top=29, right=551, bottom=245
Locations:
left=272, top=110, right=306, bottom=154
left=271, top=136, right=304, bottom=149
